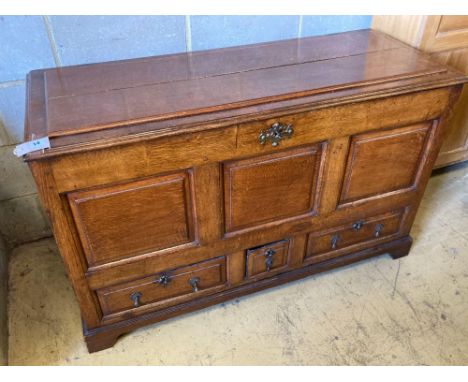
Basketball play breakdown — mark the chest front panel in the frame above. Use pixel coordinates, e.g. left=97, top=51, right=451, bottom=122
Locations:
left=52, top=88, right=449, bottom=292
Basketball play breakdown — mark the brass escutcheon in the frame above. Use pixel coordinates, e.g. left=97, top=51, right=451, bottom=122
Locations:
left=258, top=122, right=294, bottom=147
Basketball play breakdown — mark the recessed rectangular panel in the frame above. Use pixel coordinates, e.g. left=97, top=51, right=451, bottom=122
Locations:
left=68, top=171, right=196, bottom=266
left=223, top=145, right=323, bottom=233
left=422, top=16, right=468, bottom=51
left=438, top=16, right=468, bottom=34
left=339, top=123, right=432, bottom=205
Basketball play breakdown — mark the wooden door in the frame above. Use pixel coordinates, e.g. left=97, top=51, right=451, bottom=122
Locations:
left=420, top=16, right=468, bottom=52
left=431, top=49, right=468, bottom=167
left=421, top=17, right=468, bottom=167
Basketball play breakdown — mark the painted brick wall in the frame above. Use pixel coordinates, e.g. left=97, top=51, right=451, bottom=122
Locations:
left=0, top=15, right=371, bottom=247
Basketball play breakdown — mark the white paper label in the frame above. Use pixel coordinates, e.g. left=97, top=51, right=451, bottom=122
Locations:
left=13, top=137, right=51, bottom=157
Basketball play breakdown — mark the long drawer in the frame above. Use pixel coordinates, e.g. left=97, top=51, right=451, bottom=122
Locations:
left=304, top=210, right=405, bottom=263
left=97, top=256, right=227, bottom=317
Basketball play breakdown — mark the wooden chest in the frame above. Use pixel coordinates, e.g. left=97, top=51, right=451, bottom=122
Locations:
left=22, top=30, right=467, bottom=353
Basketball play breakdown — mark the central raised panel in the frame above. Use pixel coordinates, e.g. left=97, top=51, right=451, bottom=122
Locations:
left=68, top=171, right=196, bottom=266
left=223, top=144, right=323, bottom=234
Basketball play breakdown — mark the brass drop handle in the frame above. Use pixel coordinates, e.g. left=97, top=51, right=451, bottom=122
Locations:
left=188, top=277, right=200, bottom=292
left=331, top=234, right=339, bottom=250
left=155, top=273, right=171, bottom=286
left=264, top=248, right=276, bottom=271
left=130, top=291, right=142, bottom=308
left=374, top=223, right=384, bottom=238
left=352, top=220, right=364, bottom=231
left=258, top=122, right=294, bottom=147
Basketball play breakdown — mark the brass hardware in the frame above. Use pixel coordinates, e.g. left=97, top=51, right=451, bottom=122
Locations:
left=258, top=122, right=294, bottom=147
left=188, top=277, right=200, bottom=292
left=331, top=234, right=339, bottom=250
left=352, top=220, right=364, bottom=231
left=374, top=223, right=384, bottom=238
left=155, top=273, right=171, bottom=286
left=130, top=291, right=142, bottom=308
left=264, top=248, right=276, bottom=271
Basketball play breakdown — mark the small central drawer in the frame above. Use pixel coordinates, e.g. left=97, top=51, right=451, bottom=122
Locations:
left=97, top=256, right=227, bottom=316
left=305, top=210, right=404, bottom=260
left=246, top=239, right=290, bottom=279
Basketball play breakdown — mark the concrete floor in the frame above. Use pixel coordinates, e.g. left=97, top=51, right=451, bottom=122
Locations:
left=7, top=163, right=468, bottom=365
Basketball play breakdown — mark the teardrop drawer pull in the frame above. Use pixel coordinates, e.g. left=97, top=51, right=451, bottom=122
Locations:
left=188, top=277, right=200, bottom=292
left=374, top=223, right=384, bottom=238
left=331, top=234, right=339, bottom=250
left=130, top=291, right=142, bottom=308
left=264, top=248, right=276, bottom=271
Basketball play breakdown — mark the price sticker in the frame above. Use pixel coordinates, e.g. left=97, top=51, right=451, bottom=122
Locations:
left=13, top=137, right=51, bottom=157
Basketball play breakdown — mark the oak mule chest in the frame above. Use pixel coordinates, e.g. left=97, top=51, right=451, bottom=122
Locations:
left=22, top=30, right=467, bottom=353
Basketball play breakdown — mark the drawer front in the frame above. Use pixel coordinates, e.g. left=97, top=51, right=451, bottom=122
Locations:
left=305, top=210, right=404, bottom=260
left=246, top=239, right=290, bottom=279
left=97, top=256, right=227, bottom=316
